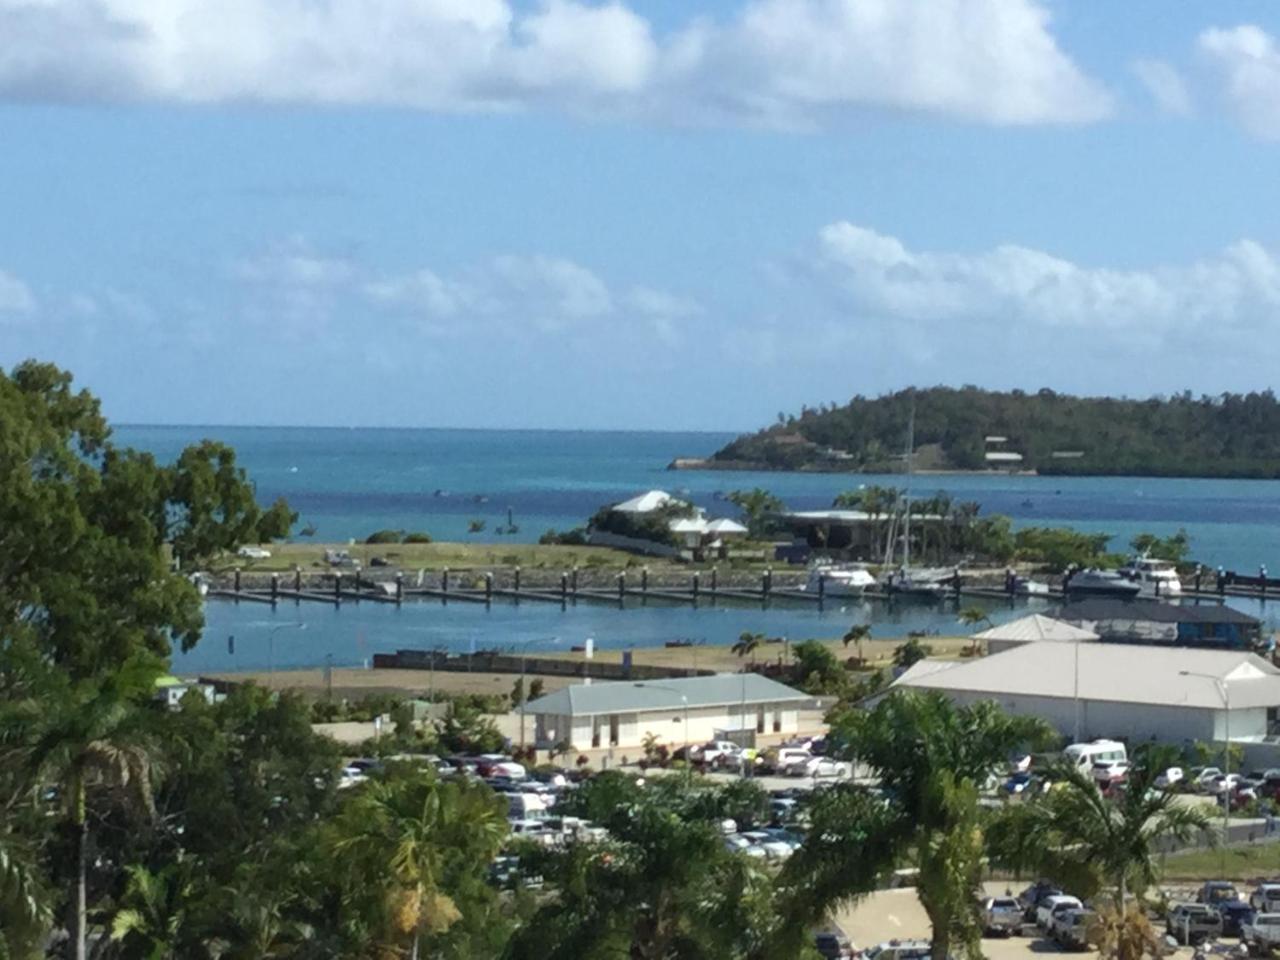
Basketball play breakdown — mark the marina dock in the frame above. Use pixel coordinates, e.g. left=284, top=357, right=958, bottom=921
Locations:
left=203, top=564, right=1280, bottom=612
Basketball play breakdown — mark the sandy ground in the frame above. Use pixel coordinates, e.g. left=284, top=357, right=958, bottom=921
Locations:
left=539, top=635, right=974, bottom=673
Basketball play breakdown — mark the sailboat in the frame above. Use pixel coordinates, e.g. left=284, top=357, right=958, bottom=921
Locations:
left=882, top=410, right=950, bottom=600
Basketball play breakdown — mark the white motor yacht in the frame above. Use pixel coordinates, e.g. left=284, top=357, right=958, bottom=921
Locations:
left=1117, top=556, right=1183, bottom=598
left=1064, top=568, right=1142, bottom=599
left=805, top=562, right=876, bottom=597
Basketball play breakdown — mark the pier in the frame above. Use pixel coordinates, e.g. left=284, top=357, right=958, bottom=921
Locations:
left=204, top=563, right=1280, bottom=612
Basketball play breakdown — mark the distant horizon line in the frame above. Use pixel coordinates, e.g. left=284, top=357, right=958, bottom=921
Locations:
left=114, top=422, right=743, bottom=436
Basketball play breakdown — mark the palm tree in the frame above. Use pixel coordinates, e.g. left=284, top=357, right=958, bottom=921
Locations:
left=109, top=864, right=196, bottom=959
left=331, top=772, right=507, bottom=959
left=725, top=489, right=784, bottom=539
left=0, top=828, right=50, bottom=958
left=832, top=692, right=1052, bottom=960
left=24, top=659, right=161, bottom=960
left=841, top=624, right=872, bottom=665
left=732, top=632, right=763, bottom=667
left=957, top=607, right=990, bottom=629
left=993, top=744, right=1212, bottom=904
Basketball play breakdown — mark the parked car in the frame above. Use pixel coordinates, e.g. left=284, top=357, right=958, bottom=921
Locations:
left=696, top=740, right=742, bottom=766
left=788, top=756, right=852, bottom=779
left=1251, top=884, right=1280, bottom=914
left=1092, top=760, right=1130, bottom=784
left=1207, top=774, right=1242, bottom=796
left=477, top=754, right=526, bottom=779
left=1038, top=896, right=1084, bottom=934
left=764, top=747, right=813, bottom=774
left=1055, top=909, right=1097, bottom=951
left=814, top=932, right=856, bottom=959
left=1154, top=767, right=1185, bottom=789
left=1217, top=901, right=1256, bottom=937
left=1242, top=912, right=1280, bottom=956
left=982, top=896, right=1022, bottom=936
left=740, top=830, right=793, bottom=860
left=1166, top=903, right=1223, bottom=944
left=863, top=940, right=932, bottom=960
left=1018, top=882, right=1064, bottom=922
left=1190, top=767, right=1224, bottom=791
left=1199, top=881, right=1241, bottom=905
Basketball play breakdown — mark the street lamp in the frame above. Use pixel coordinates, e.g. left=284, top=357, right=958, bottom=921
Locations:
left=1180, top=669, right=1231, bottom=872
left=634, top=682, right=690, bottom=780
left=266, top=621, right=307, bottom=680
left=511, top=636, right=558, bottom=753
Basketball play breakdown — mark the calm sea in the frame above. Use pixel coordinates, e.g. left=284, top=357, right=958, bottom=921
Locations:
left=112, top=425, right=1280, bottom=672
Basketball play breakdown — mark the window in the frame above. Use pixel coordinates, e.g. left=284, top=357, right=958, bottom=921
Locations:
left=772, top=710, right=782, bottom=733
left=756, top=707, right=765, bottom=734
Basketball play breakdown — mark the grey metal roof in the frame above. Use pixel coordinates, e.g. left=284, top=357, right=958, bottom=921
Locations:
left=972, top=614, right=1098, bottom=643
left=893, top=643, right=1280, bottom=710
left=523, top=672, right=810, bottom=716
left=1057, top=599, right=1260, bottom=626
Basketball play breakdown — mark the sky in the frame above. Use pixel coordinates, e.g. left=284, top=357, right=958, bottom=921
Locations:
left=4, top=1, right=1280, bottom=430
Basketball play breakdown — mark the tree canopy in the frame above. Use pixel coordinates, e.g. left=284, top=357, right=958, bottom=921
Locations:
left=713, top=386, right=1280, bottom=478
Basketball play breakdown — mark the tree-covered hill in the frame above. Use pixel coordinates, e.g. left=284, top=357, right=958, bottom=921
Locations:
left=707, top=387, right=1280, bottom=478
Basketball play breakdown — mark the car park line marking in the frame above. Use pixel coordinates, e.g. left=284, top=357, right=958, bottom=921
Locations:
left=887, top=915, right=902, bottom=927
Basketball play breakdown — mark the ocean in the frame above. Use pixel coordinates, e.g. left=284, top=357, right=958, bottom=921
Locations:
left=111, top=425, right=1280, bottom=672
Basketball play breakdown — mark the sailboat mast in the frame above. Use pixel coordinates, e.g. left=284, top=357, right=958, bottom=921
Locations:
left=903, top=409, right=914, bottom=569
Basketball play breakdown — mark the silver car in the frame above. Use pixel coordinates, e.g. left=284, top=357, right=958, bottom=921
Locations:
left=982, top=896, right=1022, bottom=936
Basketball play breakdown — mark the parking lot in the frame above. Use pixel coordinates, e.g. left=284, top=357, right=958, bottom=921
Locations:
left=833, top=883, right=1223, bottom=960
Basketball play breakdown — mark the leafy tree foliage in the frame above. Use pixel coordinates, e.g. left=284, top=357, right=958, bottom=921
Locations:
left=725, top=488, right=785, bottom=537
left=715, top=385, right=1280, bottom=478
left=829, top=692, right=1052, bottom=960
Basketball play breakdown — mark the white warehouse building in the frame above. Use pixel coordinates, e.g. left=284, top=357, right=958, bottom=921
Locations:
left=523, top=673, right=811, bottom=754
left=891, top=643, right=1280, bottom=746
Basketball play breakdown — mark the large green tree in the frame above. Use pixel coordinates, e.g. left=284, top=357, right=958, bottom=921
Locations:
left=0, top=360, right=294, bottom=681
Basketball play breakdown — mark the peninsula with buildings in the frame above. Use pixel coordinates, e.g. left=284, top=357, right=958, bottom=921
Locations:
left=677, top=386, right=1280, bottom=478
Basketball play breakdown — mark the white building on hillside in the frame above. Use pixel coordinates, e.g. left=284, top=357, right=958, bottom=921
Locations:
left=523, top=673, right=811, bottom=754
left=890, top=643, right=1280, bottom=745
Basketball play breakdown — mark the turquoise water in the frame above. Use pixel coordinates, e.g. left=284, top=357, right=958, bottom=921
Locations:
left=118, top=425, right=1280, bottom=572
left=109, top=424, right=1280, bottom=672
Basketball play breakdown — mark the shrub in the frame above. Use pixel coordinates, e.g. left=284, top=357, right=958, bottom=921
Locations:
left=366, top=529, right=404, bottom=544
left=403, top=531, right=432, bottom=544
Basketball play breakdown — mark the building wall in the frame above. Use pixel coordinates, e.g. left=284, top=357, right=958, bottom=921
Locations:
left=533, top=703, right=800, bottom=750
left=921, top=689, right=1270, bottom=745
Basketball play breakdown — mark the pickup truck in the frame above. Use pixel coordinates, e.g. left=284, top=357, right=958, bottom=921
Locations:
left=982, top=896, right=1022, bottom=936
left=1243, top=913, right=1280, bottom=956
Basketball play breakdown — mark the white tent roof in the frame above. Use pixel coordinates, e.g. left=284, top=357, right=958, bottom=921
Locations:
left=893, top=643, right=1280, bottom=710
left=613, top=490, right=683, bottom=514
left=973, top=614, right=1098, bottom=644
left=669, top=516, right=709, bottom=534
left=705, top=517, right=748, bottom=534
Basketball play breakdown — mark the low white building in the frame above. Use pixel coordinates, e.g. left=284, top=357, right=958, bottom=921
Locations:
left=890, top=643, right=1280, bottom=745
left=523, top=673, right=811, bottom=753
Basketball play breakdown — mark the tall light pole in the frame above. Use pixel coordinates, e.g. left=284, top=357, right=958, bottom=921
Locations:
left=634, top=682, right=690, bottom=781
left=266, top=622, right=307, bottom=681
left=512, top=636, right=558, bottom=753
left=1181, top=669, right=1231, bottom=871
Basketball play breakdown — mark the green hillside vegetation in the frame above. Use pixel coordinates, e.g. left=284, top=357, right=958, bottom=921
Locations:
left=713, top=387, right=1280, bottom=477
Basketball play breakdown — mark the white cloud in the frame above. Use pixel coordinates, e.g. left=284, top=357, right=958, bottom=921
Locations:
left=810, top=222, right=1280, bottom=335
left=0, top=0, right=1109, bottom=128
left=1131, top=58, right=1191, bottom=116
left=0, top=268, right=36, bottom=319
left=1199, top=24, right=1280, bottom=139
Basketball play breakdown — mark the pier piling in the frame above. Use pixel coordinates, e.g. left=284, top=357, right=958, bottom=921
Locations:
left=484, top=572, right=493, bottom=606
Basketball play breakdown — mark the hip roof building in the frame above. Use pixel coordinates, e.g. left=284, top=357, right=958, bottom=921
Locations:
left=523, top=673, right=811, bottom=755
left=890, top=642, right=1280, bottom=746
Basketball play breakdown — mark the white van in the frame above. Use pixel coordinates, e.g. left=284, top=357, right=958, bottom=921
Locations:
left=507, top=793, right=550, bottom=820
left=1063, top=739, right=1127, bottom=771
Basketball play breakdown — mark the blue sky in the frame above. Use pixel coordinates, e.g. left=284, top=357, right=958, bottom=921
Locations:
left=4, top=1, right=1280, bottom=430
